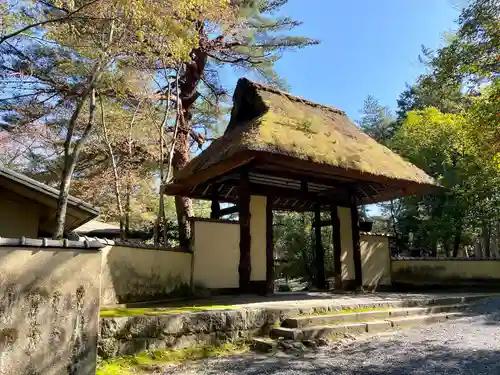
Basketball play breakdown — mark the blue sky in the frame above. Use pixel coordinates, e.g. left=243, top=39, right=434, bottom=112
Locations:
left=217, top=1, right=461, bottom=216
left=222, top=0, right=461, bottom=119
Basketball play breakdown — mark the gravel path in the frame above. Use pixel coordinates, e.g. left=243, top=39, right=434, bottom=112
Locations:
left=165, top=298, right=500, bottom=375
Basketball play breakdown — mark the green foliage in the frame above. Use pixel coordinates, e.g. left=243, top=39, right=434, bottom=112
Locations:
left=396, top=77, right=465, bottom=120
left=358, top=95, right=398, bottom=144
left=465, top=79, right=500, bottom=165
left=274, top=211, right=339, bottom=283
left=431, top=0, right=499, bottom=87
left=357, top=0, right=500, bottom=258
left=389, top=103, right=500, bottom=255
left=274, top=212, right=315, bottom=281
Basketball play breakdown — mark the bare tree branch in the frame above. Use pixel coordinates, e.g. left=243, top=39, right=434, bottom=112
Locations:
left=0, top=0, right=102, bottom=44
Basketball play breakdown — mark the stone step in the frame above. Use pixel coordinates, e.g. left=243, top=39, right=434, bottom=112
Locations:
left=387, top=311, right=462, bottom=328
left=299, top=311, right=463, bottom=340
left=269, top=327, right=302, bottom=340
left=404, top=294, right=494, bottom=308
left=254, top=311, right=467, bottom=353
left=251, top=337, right=277, bottom=353
left=282, top=304, right=468, bottom=328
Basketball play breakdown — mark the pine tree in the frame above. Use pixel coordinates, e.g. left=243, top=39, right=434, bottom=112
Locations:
left=169, top=0, right=320, bottom=246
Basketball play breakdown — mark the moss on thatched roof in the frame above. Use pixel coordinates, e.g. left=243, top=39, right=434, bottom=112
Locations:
left=175, top=78, right=437, bottom=188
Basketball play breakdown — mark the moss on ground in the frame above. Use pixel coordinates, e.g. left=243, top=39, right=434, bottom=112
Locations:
left=101, top=304, right=391, bottom=318
left=299, top=306, right=391, bottom=317
left=100, top=304, right=237, bottom=318
left=97, top=343, right=249, bottom=375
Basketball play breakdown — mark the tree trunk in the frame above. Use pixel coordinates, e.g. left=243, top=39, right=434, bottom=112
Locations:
left=442, top=238, right=451, bottom=257
left=388, top=199, right=402, bottom=252
left=493, top=222, right=500, bottom=258
left=99, top=95, right=125, bottom=238
left=53, top=158, right=77, bottom=239
left=173, top=42, right=208, bottom=247
left=482, top=221, right=492, bottom=258
left=430, top=237, right=438, bottom=257
left=124, top=101, right=141, bottom=237
left=52, top=20, right=111, bottom=238
left=124, top=179, right=131, bottom=236
left=452, top=224, right=462, bottom=258
left=171, top=132, right=193, bottom=248
left=474, top=239, right=482, bottom=258
left=53, top=89, right=97, bottom=238
left=314, top=206, right=324, bottom=289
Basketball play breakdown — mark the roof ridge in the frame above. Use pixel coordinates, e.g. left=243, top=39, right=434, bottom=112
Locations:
left=239, top=78, right=346, bottom=116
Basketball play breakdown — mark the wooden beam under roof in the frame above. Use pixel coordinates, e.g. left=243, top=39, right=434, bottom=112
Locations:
left=219, top=205, right=239, bottom=216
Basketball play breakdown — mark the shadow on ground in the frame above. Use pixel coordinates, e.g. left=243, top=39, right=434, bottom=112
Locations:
left=162, top=298, right=500, bottom=375
left=458, top=298, right=500, bottom=326
left=178, top=340, right=500, bottom=375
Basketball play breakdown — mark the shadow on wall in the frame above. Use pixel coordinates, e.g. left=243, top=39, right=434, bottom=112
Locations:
left=391, top=260, right=500, bottom=288
left=0, top=247, right=100, bottom=375
left=392, top=265, right=447, bottom=283
left=361, top=239, right=390, bottom=289
left=359, top=236, right=391, bottom=290
left=102, top=246, right=192, bottom=305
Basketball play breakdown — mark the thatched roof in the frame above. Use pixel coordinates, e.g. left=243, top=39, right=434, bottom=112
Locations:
left=169, top=78, right=438, bottom=204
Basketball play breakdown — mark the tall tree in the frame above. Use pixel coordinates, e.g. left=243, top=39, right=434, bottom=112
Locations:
left=358, top=95, right=397, bottom=145
left=392, top=106, right=500, bottom=256
left=168, top=0, right=319, bottom=246
left=0, top=0, right=226, bottom=237
left=431, top=0, right=499, bottom=88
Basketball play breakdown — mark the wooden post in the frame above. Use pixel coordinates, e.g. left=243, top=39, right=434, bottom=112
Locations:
left=238, top=170, right=251, bottom=292
left=350, top=196, right=363, bottom=290
left=265, top=196, right=274, bottom=295
left=331, top=205, right=342, bottom=291
left=210, top=200, right=220, bottom=219
left=314, top=203, right=325, bottom=289
left=210, top=185, right=220, bottom=219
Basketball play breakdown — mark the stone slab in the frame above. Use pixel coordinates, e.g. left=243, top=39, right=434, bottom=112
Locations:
left=366, top=320, right=392, bottom=333
left=252, top=338, right=277, bottom=353
left=284, top=310, right=392, bottom=328
left=388, top=312, right=461, bottom=328
left=301, top=323, right=367, bottom=340
left=269, top=327, right=301, bottom=340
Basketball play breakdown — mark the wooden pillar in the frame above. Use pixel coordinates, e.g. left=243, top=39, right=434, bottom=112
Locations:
left=314, top=203, right=325, bottom=289
left=238, top=171, right=251, bottom=292
left=265, top=196, right=274, bottom=295
left=210, top=200, right=220, bottom=219
left=350, top=196, right=363, bottom=289
left=210, top=185, right=220, bottom=219
left=331, top=205, right=342, bottom=291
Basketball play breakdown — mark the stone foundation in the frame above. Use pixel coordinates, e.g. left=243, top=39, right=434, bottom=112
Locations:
left=98, top=308, right=283, bottom=358
left=98, top=299, right=411, bottom=359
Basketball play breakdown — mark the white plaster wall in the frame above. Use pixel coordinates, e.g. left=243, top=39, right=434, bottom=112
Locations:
left=0, top=247, right=101, bottom=375
left=250, top=195, right=267, bottom=282
left=192, top=220, right=240, bottom=289
left=360, top=235, right=391, bottom=286
left=338, top=206, right=355, bottom=282
left=100, top=245, right=192, bottom=305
